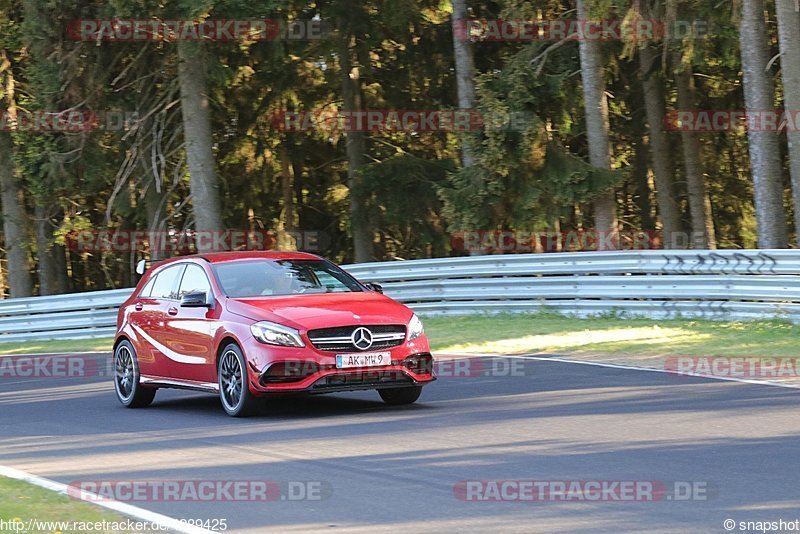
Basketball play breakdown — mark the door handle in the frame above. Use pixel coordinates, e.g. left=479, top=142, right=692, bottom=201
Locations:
left=167, top=306, right=179, bottom=316
left=135, top=303, right=143, bottom=311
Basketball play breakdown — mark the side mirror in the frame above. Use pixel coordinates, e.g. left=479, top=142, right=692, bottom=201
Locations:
left=365, top=282, right=383, bottom=294
left=180, top=291, right=211, bottom=308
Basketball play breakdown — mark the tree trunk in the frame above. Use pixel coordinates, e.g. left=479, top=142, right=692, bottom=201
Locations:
left=0, top=133, right=32, bottom=297
left=740, top=0, right=789, bottom=248
left=52, top=242, right=69, bottom=293
left=34, top=204, right=57, bottom=295
left=340, top=33, right=373, bottom=263
left=673, top=51, right=717, bottom=249
left=292, top=158, right=304, bottom=235
left=632, top=134, right=655, bottom=233
left=279, top=142, right=296, bottom=236
left=639, top=45, right=682, bottom=248
left=142, top=177, right=167, bottom=262
left=776, top=0, right=800, bottom=245
left=451, top=0, right=477, bottom=168
left=177, top=40, right=225, bottom=251
left=576, top=0, right=617, bottom=246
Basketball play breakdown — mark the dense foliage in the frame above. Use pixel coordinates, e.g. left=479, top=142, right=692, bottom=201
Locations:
left=0, top=0, right=797, bottom=295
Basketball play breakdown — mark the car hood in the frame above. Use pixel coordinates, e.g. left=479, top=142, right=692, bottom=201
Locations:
left=225, top=291, right=414, bottom=331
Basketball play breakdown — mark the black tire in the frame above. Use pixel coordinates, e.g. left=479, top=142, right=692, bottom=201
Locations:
left=114, top=340, right=156, bottom=408
left=218, top=343, right=259, bottom=417
left=379, top=386, right=423, bottom=406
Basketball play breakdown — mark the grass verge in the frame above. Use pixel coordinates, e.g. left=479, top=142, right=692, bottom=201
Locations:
left=0, top=313, right=798, bottom=361
left=425, top=313, right=800, bottom=359
left=0, top=476, right=158, bottom=533
left=0, top=338, right=113, bottom=356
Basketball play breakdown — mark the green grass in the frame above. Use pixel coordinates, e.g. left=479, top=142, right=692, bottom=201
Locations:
left=1, top=313, right=798, bottom=359
left=0, top=476, right=156, bottom=533
left=0, top=338, right=113, bottom=356
left=425, top=312, right=800, bottom=358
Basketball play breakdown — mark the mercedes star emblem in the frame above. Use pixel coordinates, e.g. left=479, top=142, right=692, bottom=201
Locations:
left=351, top=327, right=374, bottom=351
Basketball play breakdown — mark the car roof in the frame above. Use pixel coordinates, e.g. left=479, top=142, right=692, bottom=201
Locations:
left=201, top=250, right=322, bottom=263
left=153, top=250, right=322, bottom=269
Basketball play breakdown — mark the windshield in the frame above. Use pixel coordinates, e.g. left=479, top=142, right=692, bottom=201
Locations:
left=214, top=259, right=363, bottom=298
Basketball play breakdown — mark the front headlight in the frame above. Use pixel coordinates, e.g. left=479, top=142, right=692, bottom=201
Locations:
left=407, top=313, right=424, bottom=341
left=250, top=321, right=305, bottom=347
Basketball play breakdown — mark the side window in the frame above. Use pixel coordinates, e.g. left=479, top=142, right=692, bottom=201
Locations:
left=150, top=265, right=185, bottom=300
left=139, top=276, right=157, bottom=298
left=178, top=264, right=212, bottom=297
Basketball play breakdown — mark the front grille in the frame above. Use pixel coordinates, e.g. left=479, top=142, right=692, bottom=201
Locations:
left=307, top=324, right=406, bottom=352
left=312, top=370, right=412, bottom=390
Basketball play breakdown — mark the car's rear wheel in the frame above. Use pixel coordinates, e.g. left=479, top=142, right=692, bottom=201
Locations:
left=218, top=343, right=258, bottom=417
left=378, top=386, right=422, bottom=405
left=114, top=340, right=156, bottom=408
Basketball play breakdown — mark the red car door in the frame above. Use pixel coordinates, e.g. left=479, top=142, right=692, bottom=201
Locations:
left=136, top=263, right=187, bottom=378
left=166, top=263, right=219, bottom=383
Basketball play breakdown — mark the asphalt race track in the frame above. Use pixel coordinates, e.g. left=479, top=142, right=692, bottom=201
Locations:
left=1, top=353, right=799, bottom=533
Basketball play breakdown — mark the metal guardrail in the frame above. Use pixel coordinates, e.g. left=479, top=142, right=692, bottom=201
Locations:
left=2, top=250, right=800, bottom=342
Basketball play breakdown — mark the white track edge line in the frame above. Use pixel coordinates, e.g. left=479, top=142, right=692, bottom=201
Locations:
left=434, top=352, right=800, bottom=390
left=0, top=465, right=214, bottom=534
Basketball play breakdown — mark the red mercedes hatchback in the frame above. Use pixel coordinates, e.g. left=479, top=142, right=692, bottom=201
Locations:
left=113, top=251, right=435, bottom=416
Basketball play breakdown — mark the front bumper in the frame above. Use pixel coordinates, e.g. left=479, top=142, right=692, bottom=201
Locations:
left=259, top=366, right=435, bottom=395
left=242, top=335, right=435, bottom=396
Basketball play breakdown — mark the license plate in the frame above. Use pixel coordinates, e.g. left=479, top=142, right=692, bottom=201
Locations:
left=336, top=352, right=392, bottom=369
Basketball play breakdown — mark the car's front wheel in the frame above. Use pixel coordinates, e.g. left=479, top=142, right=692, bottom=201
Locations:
left=379, top=386, right=422, bottom=405
left=218, top=343, right=259, bottom=417
left=114, top=340, right=156, bottom=408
